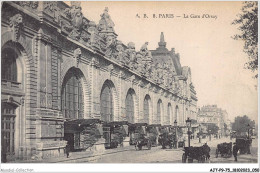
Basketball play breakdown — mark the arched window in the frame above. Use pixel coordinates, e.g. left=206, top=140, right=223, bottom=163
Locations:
left=157, top=100, right=162, bottom=124
left=61, top=69, right=83, bottom=119
left=143, top=95, right=150, bottom=124
left=167, top=103, right=172, bottom=125
left=2, top=48, right=17, bottom=82
left=175, top=106, right=179, bottom=123
left=126, top=90, right=134, bottom=123
left=100, top=84, right=113, bottom=122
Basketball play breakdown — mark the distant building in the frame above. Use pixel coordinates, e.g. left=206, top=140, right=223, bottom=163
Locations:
left=197, top=105, right=228, bottom=136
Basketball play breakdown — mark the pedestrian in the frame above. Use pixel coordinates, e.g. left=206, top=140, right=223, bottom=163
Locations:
left=65, top=143, right=70, bottom=158
left=233, top=143, right=238, bottom=162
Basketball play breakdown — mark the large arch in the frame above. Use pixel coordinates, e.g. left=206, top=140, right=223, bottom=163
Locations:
left=1, top=38, right=30, bottom=162
left=167, top=103, right=172, bottom=125
left=157, top=99, right=163, bottom=124
left=143, top=94, right=151, bottom=124
left=125, top=88, right=137, bottom=124
left=175, top=105, right=179, bottom=124
left=61, top=67, right=86, bottom=119
left=61, top=67, right=91, bottom=119
left=100, top=80, right=118, bottom=122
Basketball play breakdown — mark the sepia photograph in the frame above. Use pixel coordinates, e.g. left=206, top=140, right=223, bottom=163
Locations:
left=0, top=1, right=259, bottom=172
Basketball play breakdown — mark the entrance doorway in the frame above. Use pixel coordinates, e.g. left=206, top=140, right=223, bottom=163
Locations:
left=1, top=102, right=17, bottom=162
left=64, top=133, right=75, bottom=151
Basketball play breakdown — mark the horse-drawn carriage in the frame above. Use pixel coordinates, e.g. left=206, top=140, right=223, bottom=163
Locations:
left=235, top=137, right=252, bottom=154
left=182, top=143, right=210, bottom=163
left=215, top=142, right=232, bottom=158
left=135, top=134, right=152, bottom=150
left=146, top=124, right=161, bottom=146
left=158, top=132, right=175, bottom=149
left=103, top=121, right=128, bottom=149
left=129, top=123, right=147, bottom=145
left=157, top=125, right=177, bottom=149
left=128, top=123, right=152, bottom=150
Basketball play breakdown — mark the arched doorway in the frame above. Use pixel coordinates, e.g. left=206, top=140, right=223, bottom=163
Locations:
left=1, top=103, right=17, bottom=162
left=143, top=95, right=151, bottom=124
left=125, top=89, right=135, bottom=124
left=100, top=80, right=116, bottom=148
left=1, top=45, right=24, bottom=162
left=61, top=68, right=84, bottom=150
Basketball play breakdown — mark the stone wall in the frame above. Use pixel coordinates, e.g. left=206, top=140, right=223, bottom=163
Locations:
left=1, top=1, right=198, bottom=160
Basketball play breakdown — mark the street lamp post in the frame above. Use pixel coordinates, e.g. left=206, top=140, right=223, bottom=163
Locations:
left=247, top=124, right=251, bottom=154
left=199, top=124, right=201, bottom=143
left=186, top=117, right=191, bottom=148
left=209, top=130, right=211, bottom=141
left=247, top=124, right=250, bottom=139
left=174, top=120, right=178, bottom=148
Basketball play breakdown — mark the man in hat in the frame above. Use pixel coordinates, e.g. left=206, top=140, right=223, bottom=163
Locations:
left=233, top=142, right=238, bottom=162
left=65, top=142, right=70, bottom=158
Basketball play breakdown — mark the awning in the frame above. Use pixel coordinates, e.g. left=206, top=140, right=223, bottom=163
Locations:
left=64, top=118, right=102, bottom=133
left=148, top=124, right=161, bottom=127
left=102, top=121, right=129, bottom=127
left=128, top=123, right=148, bottom=130
left=65, top=118, right=101, bottom=126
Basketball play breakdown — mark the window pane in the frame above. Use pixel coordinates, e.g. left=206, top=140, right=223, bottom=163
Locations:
left=61, top=70, right=83, bottom=119
left=101, top=85, right=113, bottom=122
left=143, top=95, right=150, bottom=124
left=126, top=92, right=134, bottom=123
left=2, top=48, right=17, bottom=81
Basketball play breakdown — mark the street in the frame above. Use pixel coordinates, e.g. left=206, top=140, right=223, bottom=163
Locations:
left=60, top=137, right=258, bottom=163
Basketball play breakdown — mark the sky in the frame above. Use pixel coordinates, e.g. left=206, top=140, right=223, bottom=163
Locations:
left=67, top=1, right=258, bottom=122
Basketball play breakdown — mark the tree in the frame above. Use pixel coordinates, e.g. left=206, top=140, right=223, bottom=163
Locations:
left=207, top=123, right=219, bottom=135
left=232, top=115, right=255, bottom=135
left=232, top=2, right=258, bottom=78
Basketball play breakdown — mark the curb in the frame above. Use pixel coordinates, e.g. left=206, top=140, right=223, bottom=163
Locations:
left=51, top=147, right=134, bottom=163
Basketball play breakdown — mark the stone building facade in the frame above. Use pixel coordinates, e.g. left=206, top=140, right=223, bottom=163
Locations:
left=197, top=105, right=228, bottom=136
left=1, top=1, right=197, bottom=161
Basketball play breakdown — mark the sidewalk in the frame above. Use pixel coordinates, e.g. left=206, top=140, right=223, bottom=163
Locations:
left=15, top=145, right=135, bottom=163
left=190, top=137, right=233, bottom=146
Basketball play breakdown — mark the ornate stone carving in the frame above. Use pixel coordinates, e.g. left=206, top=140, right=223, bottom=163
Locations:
left=7, top=95, right=14, bottom=103
left=91, top=57, right=99, bottom=67
left=154, top=63, right=163, bottom=84
left=138, top=80, right=145, bottom=88
left=98, top=7, right=115, bottom=32
left=115, top=41, right=127, bottom=65
left=104, top=35, right=117, bottom=58
left=137, top=42, right=153, bottom=77
left=9, top=14, right=23, bottom=41
left=40, top=92, right=46, bottom=108
left=47, top=94, right=52, bottom=108
left=74, top=48, right=81, bottom=66
left=15, top=1, right=38, bottom=9
left=107, top=64, right=114, bottom=73
left=63, top=2, right=90, bottom=45
left=126, top=42, right=138, bottom=70
left=44, top=2, right=56, bottom=13
left=119, top=70, right=126, bottom=79
left=20, top=97, right=25, bottom=105
left=129, top=75, right=136, bottom=83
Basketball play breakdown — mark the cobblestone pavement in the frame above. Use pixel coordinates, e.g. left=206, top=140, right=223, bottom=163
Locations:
left=20, top=137, right=257, bottom=163
left=87, top=137, right=258, bottom=163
